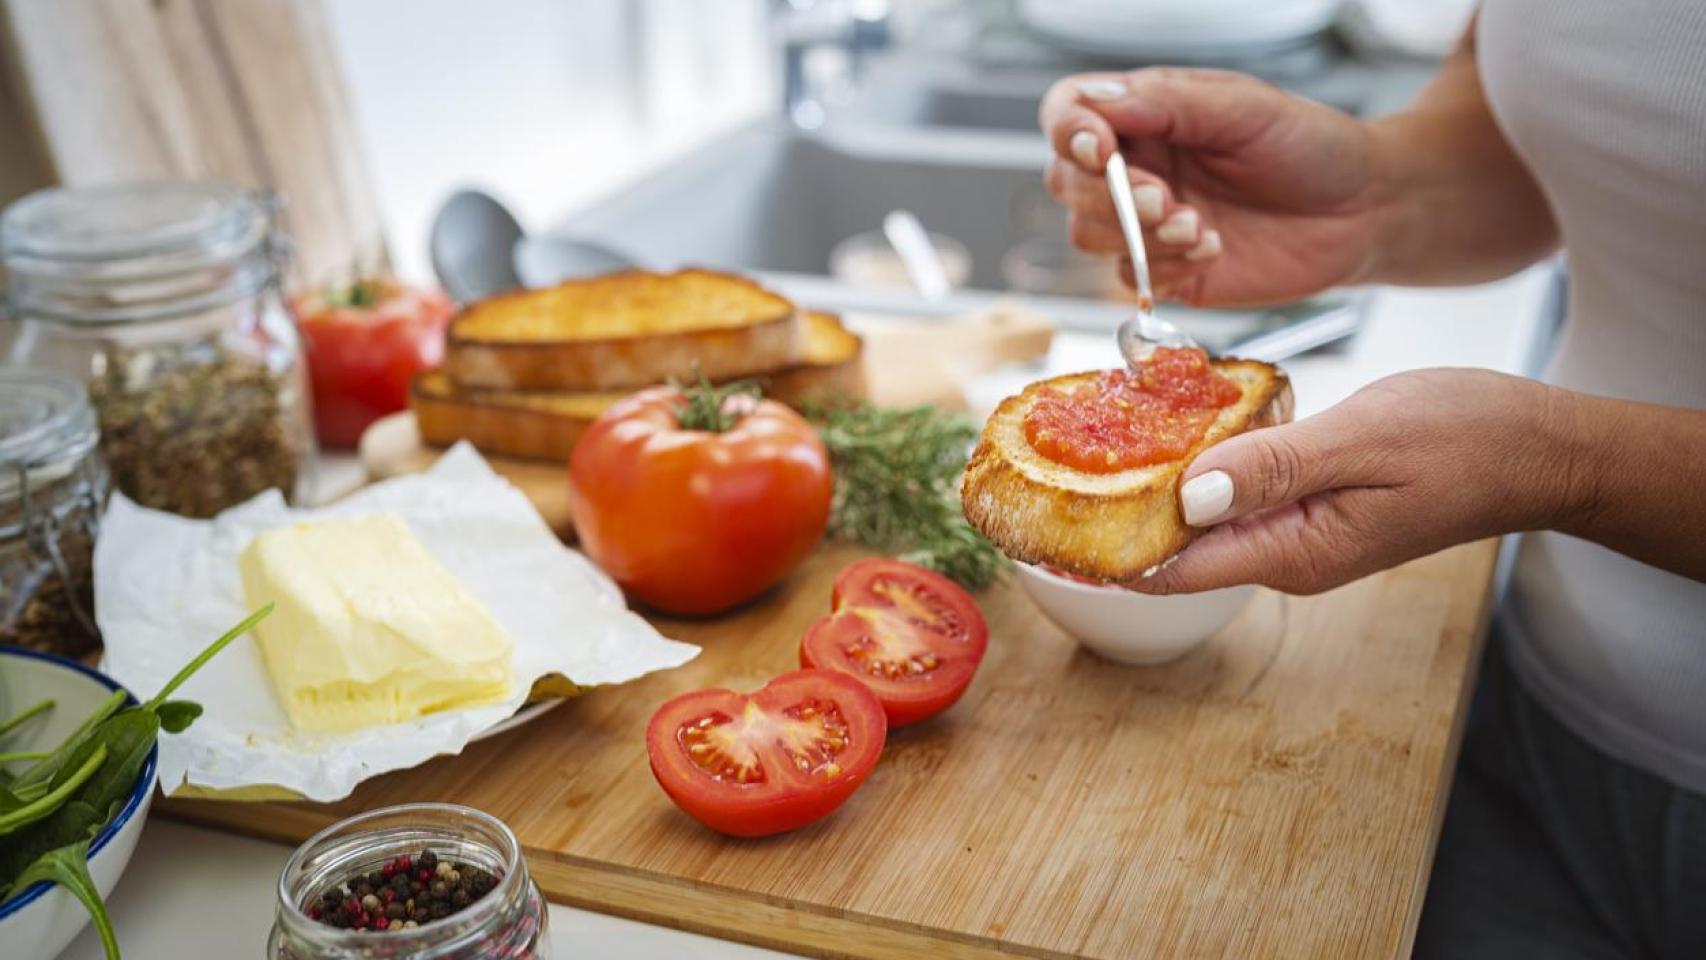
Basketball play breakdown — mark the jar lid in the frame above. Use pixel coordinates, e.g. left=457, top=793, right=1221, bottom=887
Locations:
left=0, top=368, right=99, bottom=502
left=0, top=181, right=279, bottom=325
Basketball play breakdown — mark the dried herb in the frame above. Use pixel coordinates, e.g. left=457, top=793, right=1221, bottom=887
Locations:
left=89, top=340, right=305, bottom=518
left=0, top=465, right=102, bottom=658
left=809, top=402, right=1005, bottom=589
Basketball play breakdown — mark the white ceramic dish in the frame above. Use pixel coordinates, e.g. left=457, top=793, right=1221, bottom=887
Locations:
left=1015, top=563, right=1255, bottom=664
left=0, top=648, right=158, bottom=959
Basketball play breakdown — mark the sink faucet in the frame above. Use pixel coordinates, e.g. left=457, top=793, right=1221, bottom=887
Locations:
left=775, top=0, right=892, bottom=128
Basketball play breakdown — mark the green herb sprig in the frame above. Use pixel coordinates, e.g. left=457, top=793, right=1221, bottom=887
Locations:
left=809, top=402, right=1006, bottom=589
left=0, top=604, right=273, bottom=958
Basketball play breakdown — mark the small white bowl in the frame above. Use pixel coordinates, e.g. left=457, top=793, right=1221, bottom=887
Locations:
left=1015, top=563, right=1255, bottom=664
left=0, top=648, right=158, bottom=959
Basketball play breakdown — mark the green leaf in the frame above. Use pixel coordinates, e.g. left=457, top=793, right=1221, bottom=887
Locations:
left=0, top=698, right=54, bottom=739
left=0, top=741, right=106, bottom=837
left=11, top=842, right=119, bottom=959
left=153, top=700, right=203, bottom=734
left=9, top=689, right=127, bottom=796
left=144, top=603, right=273, bottom=711
left=67, top=713, right=159, bottom=839
left=0, top=751, right=49, bottom=763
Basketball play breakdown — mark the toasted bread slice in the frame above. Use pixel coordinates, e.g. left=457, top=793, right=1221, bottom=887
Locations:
left=412, top=371, right=617, bottom=462
left=763, top=309, right=867, bottom=407
left=961, top=359, right=1292, bottom=582
left=445, top=268, right=802, bottom=391
left=414, top=311, right=866, bottom=462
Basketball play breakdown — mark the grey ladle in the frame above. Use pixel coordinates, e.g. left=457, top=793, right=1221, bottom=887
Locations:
left=429, top=188, right=637, bottom=302
left=430, top=189, right=527, bottom=303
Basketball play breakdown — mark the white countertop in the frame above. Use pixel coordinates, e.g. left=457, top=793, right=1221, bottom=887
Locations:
left=62, top=267, right=1555, bottom=960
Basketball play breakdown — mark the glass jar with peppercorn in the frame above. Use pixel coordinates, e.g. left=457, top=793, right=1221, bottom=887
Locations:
left=0, top=369, right=106, bottom=658
left=0, top=180, right=315, bottom=518
left=270, top=803, right=549, bottom=959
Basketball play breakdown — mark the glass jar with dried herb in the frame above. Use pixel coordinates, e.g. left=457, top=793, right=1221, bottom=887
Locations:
left=0, top=369, right=106, bottom=658
left=0, top=181, right=315, bottom=518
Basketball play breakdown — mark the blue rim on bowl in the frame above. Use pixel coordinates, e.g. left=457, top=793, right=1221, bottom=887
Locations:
left=0, top=646, right=157, bottom=919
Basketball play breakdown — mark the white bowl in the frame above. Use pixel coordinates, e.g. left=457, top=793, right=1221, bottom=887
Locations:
left=0, top=648, right=158, bottom=959
left=1015, top=563, right=1256, bottom=664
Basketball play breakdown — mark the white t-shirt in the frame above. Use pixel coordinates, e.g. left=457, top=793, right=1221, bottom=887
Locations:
left=1479, top=0, right=1706, bottom=791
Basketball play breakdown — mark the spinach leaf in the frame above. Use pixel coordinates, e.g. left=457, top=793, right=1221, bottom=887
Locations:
left=8, top=688, right=126, bottom=796
left=0, top=698, right=54, bottom=738
left=153, top=700, right=203, bottom=734
left=12, top=841, right=118, bottom=959
left=0, top=741, right=106, bottom=838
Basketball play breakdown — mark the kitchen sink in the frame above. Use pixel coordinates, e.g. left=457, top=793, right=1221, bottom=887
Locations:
left=563, top=121, right=1054, bottom=292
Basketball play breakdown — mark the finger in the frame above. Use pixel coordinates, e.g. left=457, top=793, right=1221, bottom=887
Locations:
left=1041, top=73, right=1127, bottom=171
left=1072, top=66, right=1282, bottom=153
left=1175, top=402, right=1393, bottom=529
left=1047, top=159, right=1174, bottom=227
left=1129, top=494, right=1377, bottom=596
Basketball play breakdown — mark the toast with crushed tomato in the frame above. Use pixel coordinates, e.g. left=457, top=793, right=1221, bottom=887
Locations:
left=415, top=311, right=865, bottom=461
left=445, top=268, right=802, bottom=391
left=961, top=358, right=1292, bottom=582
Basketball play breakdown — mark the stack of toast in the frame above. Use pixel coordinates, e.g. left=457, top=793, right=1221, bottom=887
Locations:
left=413, top=269, right=866, bottom=461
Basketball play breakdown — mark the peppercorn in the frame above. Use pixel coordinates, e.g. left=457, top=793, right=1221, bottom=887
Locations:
left=307, top=848, right=498, bottom=933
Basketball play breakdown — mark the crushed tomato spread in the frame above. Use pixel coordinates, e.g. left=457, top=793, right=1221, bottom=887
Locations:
left=1023, top=347, right=1241, bottom=473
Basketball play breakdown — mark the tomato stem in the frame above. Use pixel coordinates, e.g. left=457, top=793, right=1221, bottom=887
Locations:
left=674, top=370, right=760, bottom=432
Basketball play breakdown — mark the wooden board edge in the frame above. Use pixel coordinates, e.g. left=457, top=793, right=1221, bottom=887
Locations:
left=528, top=855, right=1066, bottom=960
left=1390, top=537, right=1501, bottom=958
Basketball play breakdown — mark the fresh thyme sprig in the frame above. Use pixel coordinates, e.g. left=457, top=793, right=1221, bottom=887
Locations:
left=808, top=402, right=1006, bottom=589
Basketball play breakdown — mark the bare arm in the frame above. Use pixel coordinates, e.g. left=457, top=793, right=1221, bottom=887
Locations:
left=1364, top=21, right=1560, bottom=286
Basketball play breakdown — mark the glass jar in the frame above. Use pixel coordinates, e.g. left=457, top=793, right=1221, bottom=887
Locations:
left=0, top=369, right=107, bottom=657
left=0, top=180, right=315, bottom=518
left=270, top=803, right=550, bottom=960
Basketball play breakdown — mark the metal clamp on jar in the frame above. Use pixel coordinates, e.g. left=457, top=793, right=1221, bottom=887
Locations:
left=0, top=369, right=107, bottom=657
left=0, top=180, right=315, bottom=518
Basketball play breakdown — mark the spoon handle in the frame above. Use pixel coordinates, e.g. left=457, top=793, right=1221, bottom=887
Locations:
left=1104, top=152, right=1155, bottom=314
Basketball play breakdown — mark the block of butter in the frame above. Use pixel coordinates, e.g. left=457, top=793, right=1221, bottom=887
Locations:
left=238, top=512, right=515, bottom=732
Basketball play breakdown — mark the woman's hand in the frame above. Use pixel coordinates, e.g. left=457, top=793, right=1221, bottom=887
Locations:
left=1133, top=369, right=1590, bottom=595
left=1040, top=67, right=1386, bottom=307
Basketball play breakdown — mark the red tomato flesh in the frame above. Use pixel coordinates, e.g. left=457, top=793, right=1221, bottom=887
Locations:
left=645, top=670, right=886, bottom=837
left=1023, top=346, right=1241, bottom=474
left=802, top=559, right=989, bottom=726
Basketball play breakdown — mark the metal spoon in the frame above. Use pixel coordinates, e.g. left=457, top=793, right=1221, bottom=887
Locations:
left=1105, top=152, right=1197, bottom=364
left=881, top=209, right=952, bottom=302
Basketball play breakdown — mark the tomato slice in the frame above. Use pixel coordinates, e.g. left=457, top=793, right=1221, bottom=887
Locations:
left=804, top=559, right=990, bottom=727
left=645, top=670, right=887, bottom=837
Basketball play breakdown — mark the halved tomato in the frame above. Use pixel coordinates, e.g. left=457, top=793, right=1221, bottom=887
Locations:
left=803, top=559, right=990, bottom=727
left=645, top=669, right=887, bottom=838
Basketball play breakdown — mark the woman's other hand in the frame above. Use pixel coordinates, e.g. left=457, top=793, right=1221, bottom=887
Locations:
left=1040, top=67, right=1386, bottom=307
left=1133, top=369, right=1592, bottom=595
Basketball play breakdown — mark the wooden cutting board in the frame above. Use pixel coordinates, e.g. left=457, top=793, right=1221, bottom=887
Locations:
left=163, top=538, right=1496, bottom=959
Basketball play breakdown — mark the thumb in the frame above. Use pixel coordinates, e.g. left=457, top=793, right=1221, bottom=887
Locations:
left=1175, top=407, right=1382, bottom=529
left=1087, top=67, right=1287, bottom=152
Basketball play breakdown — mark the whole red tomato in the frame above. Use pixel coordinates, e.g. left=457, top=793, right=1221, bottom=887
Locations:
left=293, top=278, right=454, bottom=447
left=568, top=385, right=833, bottom=615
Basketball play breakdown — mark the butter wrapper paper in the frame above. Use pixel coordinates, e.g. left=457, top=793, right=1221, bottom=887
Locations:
left=95, top=444, right=698, bottom=802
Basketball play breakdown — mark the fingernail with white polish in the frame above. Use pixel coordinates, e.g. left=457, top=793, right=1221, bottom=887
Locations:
left=1181, top=470, right=1235, bottom=526
left=1185, top=228, right=1222, bottom=261
left=1078, top=80, right=1127, bottom=102
left=1070, top=131, right=1100, bottom=168
left=1132, top=184, right=1164, bottom=224
left=1157, top=209, right=1200, bottom=245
